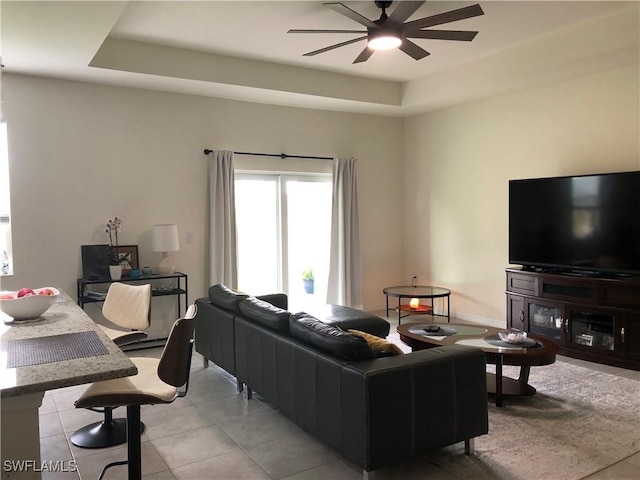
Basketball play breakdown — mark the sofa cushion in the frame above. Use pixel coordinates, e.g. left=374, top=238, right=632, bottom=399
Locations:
left=348, top=329, right=404, bottom=357
left=255, top=293, right=288, bottom=311
left=305, top=304, right=390, bottom=338
left=289, top=313, right=375, bottom=361
left=208, top=284, right=249, bottom=313
left=239, top=297, right=291, bottom=333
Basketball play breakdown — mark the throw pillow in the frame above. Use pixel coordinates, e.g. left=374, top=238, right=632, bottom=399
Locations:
left=348, top=329, right=404, bottom=356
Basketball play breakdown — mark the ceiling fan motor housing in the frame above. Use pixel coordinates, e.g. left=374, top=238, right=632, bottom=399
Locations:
left=369, top=2, right=403, bottom=50
left=374, top=1, right=393, bottom=10
left=368, top=22, right=403, bottom=50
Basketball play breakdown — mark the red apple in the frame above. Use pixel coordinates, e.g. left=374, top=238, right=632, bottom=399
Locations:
left=17, top=288, right=35, bottom=298
left=38, top=288, right=55, bottom=296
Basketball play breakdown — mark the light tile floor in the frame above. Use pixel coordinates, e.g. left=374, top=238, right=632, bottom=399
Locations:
left=39, top=312, right=639, bottom=480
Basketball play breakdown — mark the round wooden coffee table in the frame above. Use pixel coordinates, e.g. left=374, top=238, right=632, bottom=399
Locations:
left=397, top=323, right=557, bottom=407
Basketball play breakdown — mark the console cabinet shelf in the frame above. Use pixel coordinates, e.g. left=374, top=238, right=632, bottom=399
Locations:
left=506, top=267, right=640, bottom=370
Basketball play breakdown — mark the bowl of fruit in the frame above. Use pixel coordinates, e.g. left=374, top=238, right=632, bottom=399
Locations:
left=0, top=287, right=60, bottom=321
left=498, top=328, right=528, bottom=344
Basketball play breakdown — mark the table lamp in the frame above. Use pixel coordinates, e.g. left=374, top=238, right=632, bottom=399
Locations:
left=152, top=224, right=179, bottom=274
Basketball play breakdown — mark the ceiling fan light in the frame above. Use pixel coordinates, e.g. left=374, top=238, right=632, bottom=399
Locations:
left=368, top=34, right=402, bottom=50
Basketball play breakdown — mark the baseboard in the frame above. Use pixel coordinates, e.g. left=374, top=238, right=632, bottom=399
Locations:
left=454, top=312, right=504, bottom=328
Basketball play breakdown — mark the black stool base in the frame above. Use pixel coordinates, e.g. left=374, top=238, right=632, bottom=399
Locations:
left=71, top=418, right=145, bottom=449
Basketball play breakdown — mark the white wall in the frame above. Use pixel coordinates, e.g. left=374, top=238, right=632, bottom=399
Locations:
left=4, top=60, right=637, bottom=329
left=404, top=64, right=640, bottom=327
left=1, top=74, right=404, bottom=317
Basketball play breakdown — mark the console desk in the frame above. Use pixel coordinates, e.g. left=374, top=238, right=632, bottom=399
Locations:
left=77, top=272, right=188, bottom=349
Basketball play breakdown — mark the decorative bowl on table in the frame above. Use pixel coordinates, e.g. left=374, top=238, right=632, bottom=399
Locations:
left=498, top=328, right=528, bottom=344
left=0, top=287, right=60, bottom=321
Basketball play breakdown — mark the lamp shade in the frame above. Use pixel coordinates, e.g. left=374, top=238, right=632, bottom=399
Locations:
left=152, top=224, right=179, bottom=252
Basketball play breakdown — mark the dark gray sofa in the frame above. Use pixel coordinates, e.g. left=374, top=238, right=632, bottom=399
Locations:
left=194, top=285, right=390, bottom=379
left=194, top=284, right=489, bottom=477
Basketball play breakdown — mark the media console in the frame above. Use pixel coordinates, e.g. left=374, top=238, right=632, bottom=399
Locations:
left=506, top=267, right=640, bottom=370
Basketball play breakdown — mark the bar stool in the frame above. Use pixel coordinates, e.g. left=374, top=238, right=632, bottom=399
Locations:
left=74, top=304, right=197, bottom=480
left=71, top=282, right=151, bottom=448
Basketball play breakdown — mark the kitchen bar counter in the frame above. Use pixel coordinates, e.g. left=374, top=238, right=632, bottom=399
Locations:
left=1, top=291, right=137, bottom=479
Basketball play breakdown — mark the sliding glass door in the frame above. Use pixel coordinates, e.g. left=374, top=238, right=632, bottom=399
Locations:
left=235, top=173, right=332, bottom=309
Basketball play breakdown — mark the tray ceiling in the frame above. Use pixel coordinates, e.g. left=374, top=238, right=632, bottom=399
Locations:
left=2, top=1, right=638, bottom=116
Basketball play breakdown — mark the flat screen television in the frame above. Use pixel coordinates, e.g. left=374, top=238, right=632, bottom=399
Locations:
left=509, top=171, right=640, bottom=276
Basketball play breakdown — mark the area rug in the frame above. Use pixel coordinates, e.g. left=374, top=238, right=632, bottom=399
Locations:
left=426, top=361, right=640, bottom=480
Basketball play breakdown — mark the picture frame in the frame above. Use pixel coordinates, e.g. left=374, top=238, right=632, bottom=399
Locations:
left=111, top=245, right=139, bottom=275
left=575, top=333, right=594, bottom=347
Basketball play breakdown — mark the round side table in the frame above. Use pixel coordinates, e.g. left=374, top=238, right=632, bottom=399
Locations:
left=383, top=285, right=451, bottom=324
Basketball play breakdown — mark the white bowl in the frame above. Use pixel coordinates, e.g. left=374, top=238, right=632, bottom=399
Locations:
left=499, top=328, right=528, bottom=344
left=0, top=287, right=60, bottom=321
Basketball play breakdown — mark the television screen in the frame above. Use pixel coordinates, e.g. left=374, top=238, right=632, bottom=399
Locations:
left=509, top=171, right=640, bottom=276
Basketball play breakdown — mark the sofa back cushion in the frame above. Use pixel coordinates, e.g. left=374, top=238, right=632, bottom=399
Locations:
left=239, top=297, right=291, bottom=333
left=255, top=293, right=288, bottom=311
left=208, top=284, right=249, bottom=313
left=289, top=313, right=375, bottom=361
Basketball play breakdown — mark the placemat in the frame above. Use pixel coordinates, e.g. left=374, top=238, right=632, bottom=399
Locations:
left=409, top=325, right=458, bottom=336
left=484, top=333, right=539, bottom=349
left=6, top=330, right=109, bottom=368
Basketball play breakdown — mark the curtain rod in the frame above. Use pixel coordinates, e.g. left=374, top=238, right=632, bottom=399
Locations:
left=203, top=148, right=333, bottom=161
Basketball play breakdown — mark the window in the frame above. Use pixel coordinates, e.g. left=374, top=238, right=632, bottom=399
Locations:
left=0, top=121, right=12, bottom=275
left=235, top=172, right=332, bottom=310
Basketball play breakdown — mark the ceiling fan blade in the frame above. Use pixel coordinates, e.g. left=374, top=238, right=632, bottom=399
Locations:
left=399, top=39, right=430, bottom=60
left=353, top=46, right=375, bottom=64
left=324, top=2, right=377, bottom=28
left=303, top=36, right=367, bottom=57
left=404, top=4, right=484, bottom=30
left=288, top=29, right=367, bottom=34
left=405, top=29, right=479, bottom=42
left=388, top=1, right=425, bottom=24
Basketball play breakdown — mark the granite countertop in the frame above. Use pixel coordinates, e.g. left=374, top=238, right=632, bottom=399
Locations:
left=0, top=291, right=137, bottom=397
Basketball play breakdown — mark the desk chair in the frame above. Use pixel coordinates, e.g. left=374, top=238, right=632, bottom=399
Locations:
left=75, top=304, right=197, bottom=480
left=71, top=282, right=152, bottom=448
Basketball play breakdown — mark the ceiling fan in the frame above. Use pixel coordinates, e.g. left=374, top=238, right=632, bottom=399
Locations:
left=288, top=1, right=484, bottom=63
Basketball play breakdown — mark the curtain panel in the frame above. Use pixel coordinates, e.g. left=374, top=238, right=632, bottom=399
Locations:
left=327, top=157, right=363, bottom=309
left=208, top=150, right=238, bottom=288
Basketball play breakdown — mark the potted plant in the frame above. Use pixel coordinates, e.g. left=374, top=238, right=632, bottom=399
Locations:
left=302, top=268, right=314, bottom=294
left=104, top=217, right=131, bottom=280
